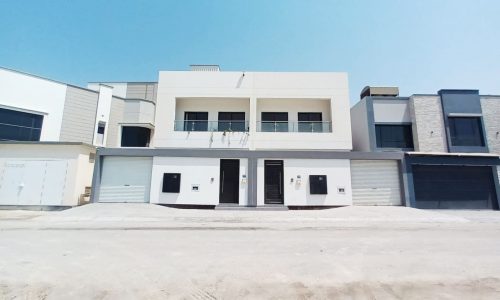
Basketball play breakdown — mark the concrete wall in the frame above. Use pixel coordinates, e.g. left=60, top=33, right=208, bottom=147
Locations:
left=409, top=95, right=448, bottom=152
left=481, top=97, right=500, bottom=154
left=150, top=157, right=248, bottom=205
left=0, top=68, right=67, bottom=141
left=256, top=159, right=352, bottom=206
left=88, top=83, right=127, bottom=98
left=127, top=83, right=157, bottom=102
left=154, top=71, right=352, bottom=150
left=0, top=144, right=95, bottom=206
left=122, top=100, right=156, bottom=124
left=350, top=99, right=371, bottom=152
left=373, top=99, right=411, bottom=123
left=60, top=86, right=99, bottom=144
left=92, top=85, right=114, bottom=146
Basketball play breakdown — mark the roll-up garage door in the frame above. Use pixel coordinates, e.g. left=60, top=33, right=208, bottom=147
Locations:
left=413, top=165, right=497, bottom=209
left=351, top=160, right=402, bottom=206
left=99, top=156, right=152, bottom=203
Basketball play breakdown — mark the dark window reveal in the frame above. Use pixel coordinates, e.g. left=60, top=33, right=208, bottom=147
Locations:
left=298, top=112, right=323, bottom=132
left=184, top=112, right=208, bottom=131
left=218, top=112, right=245, bottom=131
left=375, top=124, right=414, bottom=149
left=121, top=126, right=151, bottom=147
left=449, top=117, right=485, bottom=147
left=0, top=108, right=43, bottom=141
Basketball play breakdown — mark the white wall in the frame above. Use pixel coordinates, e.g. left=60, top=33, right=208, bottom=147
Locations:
left=0, top=144, right=95, bottom=206
left=256, top=159, right=352, bottom=206
left=373, top=99, right=411, bottom=123
left=0, top=68, right=68, bottom=141
left=92, top=85, right=114, bottom=146
left=150, top=157, right=248, bottom=205
left=154, top=71, right=352, bottom=150
left=88, top=82, right=128, bottom=98
left=350, top=99, right=371, bottom=151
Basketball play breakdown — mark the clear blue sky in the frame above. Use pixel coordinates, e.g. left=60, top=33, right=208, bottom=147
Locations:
left=1, top=0, right=499, bottom=105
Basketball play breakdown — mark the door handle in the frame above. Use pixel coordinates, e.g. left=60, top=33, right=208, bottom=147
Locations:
left=221, top=171, right=225, bottom=194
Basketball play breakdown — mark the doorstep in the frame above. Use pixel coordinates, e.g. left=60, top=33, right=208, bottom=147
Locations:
left=215, top=204, right=289, bottom=211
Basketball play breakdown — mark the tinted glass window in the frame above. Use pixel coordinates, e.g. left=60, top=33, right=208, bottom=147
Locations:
left=449, top=117, right=485, bottom=147
left=121, top=126, right=151, bottom=147
left=184, top=112, right=208, bottom=131
left=0, top=108, right=43, bottom=141
left=261, top=112, right=288, bottom=132
left=298, top=112, right=323, bottom=132
left=218, top=112, right=245, bottom=131
left=375, top=124, right=414, bottom=148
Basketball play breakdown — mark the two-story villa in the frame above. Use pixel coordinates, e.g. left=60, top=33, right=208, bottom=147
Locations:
left=92, top=65, right=362, bottom=208
left=351, top=86, right=500, bottom=209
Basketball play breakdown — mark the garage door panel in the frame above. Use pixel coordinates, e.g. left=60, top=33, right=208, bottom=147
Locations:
left=413, top=165, right=497, bottom=209
left=99, top=157, right=152, bottom=203
left=351, top=160, right=402, bottom=206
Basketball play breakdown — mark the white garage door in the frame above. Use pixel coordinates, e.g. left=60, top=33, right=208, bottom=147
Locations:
left=0, top=160, right=68, bottom=206
left=351, top=160, right=402, bottom=206
left=99, top=156, right=152, bottom=203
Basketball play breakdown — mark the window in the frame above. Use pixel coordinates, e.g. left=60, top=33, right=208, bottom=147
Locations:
left=375, top=124, right=414, bottom=148
left=218, top=112, right=246, bottom=131
left=261, top=112, right=288, bottom=132
left=0, top=108, right=43, bottom=141
left=184, top=112, right=208, bottom=131
left=96, top=122, right=106, bottom=145
left=121, top=126, right=151, bottom=147
left=449, top=117, right=485, bottom=147
left=298, top=112, right=323, bottom=132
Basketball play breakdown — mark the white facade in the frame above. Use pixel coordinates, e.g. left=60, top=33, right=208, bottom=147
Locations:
left=154, top=71, right=352, bottom=151
left=0, top=68, right=67, bottom=141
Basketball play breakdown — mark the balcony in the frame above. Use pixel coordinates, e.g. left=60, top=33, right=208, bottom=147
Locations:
left=174, top=120, right=249, bottom=132
left=257, top=121, right=332, bottom=133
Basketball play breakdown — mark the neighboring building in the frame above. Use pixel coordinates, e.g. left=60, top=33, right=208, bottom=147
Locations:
left=0, top=67, right=156, bottom=208
left=92, top=66, right=398, bottom=208
left=351, top=86, right=500, bottom=209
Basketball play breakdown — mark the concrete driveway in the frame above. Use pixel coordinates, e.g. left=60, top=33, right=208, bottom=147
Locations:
left=1, top=204, right=500, bottom=299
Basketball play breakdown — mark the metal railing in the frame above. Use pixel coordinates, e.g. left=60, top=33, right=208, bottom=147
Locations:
left=257, top=121, right=332, bottom=133
left=174, top=120, right=249, bottom=132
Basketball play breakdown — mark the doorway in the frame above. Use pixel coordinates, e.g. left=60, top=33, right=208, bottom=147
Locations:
left=219, top=159, right=240, bottom=204
left=264, top=160, right=284, bottom=204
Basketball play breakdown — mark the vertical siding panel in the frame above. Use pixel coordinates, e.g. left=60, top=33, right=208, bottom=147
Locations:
left=106, top=97, right=125, bottom=147
left=60, top=86, right=98, bottom=144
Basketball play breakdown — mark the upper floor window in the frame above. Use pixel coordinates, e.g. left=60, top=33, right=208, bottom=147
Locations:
left=121, top=126, right=151, bottom=147
left=218, top=112, right=246, bottom=131
left=0, top=108, right=43, bottom=141
left=261, top=112, right=288, bottom=132
left=449, top=117, right=485, bottom=147
left=375, top=124, right=414, bottom=149
left=298, top=112, right=323, bottom=132
left=184, top=112, right=208, bottom=131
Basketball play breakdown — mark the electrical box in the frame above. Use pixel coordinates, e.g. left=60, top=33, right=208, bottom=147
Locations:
left=309, top=175, right=327, bottom=194
left=162, top=173, right=181, bottom=193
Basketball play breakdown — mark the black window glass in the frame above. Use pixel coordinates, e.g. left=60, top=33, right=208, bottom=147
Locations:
left=261, top=112, right=288, bottom=132
left=121, top=126, right=151, bottom=147
left=0, top=108, right=43, bottom=141
left=449, top=117, right=485, bottom=147
left=298, top=112, right=323, bottom=132
left=218, top=112, right=245, bottom=131
left=375, top=124, right=414, bottom=148
left=184, top=112, right=208, bottom=131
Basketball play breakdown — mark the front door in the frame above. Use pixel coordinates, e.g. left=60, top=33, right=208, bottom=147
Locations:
left=219, top=159, right=240, bottom=204
left=264, top=160, right=284, bottom=204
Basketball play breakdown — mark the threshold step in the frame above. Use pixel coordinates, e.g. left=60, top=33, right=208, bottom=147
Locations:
left=215, top=205, right=289, bottom=211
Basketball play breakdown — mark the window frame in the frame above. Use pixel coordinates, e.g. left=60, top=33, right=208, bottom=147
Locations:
left=375, top=123, right=414, bottom=150
left=447, top=116, right=485, bottom=147
left=0, top=107, right=44, bottom=141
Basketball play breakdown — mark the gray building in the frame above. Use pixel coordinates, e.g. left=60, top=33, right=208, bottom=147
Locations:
left=351, top=86, right=500, bottom=209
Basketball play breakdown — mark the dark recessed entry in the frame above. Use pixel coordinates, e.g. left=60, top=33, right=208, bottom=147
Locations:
left=162, top=173, right=181, bottom=193
left=309, top=175, right=328, bottom=194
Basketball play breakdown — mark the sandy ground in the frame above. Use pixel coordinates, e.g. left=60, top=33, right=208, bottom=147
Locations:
left=1, top=204, right=500, bottom=299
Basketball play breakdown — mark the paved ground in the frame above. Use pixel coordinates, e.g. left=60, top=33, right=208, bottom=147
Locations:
left=1, top=204, right=500, bottom=299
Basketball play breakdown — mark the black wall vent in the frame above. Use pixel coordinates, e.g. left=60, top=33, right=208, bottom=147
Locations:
left=162, top=173, right=181, bottom=193
left=309, top=175, right=328, bottom=194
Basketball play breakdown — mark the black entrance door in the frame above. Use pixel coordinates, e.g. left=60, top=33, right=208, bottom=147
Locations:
left=219, top=159, right=240, bottom=204
left=264, top=160, right=284, bottom=204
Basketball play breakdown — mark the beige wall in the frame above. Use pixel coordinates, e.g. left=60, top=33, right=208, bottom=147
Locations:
left=409, top=95, right=448, bottom=152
